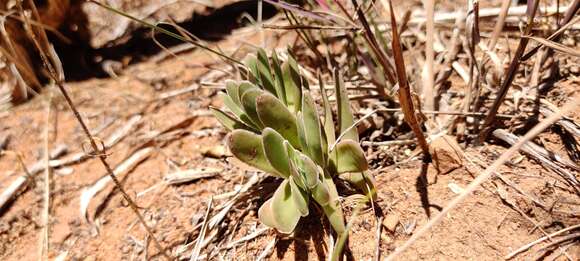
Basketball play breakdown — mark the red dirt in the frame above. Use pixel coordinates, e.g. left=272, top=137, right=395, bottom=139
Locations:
left=0, top=3, right=579, bottom=261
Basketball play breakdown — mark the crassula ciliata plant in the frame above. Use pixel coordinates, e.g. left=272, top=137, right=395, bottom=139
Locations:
left=211, top=49, right=376, bottom=235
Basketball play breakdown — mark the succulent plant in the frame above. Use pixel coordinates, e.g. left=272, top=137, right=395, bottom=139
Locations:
left=211, top=49, right=376, bottom=236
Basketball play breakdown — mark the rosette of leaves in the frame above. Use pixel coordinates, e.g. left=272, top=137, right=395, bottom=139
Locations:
left=211, top=49, right=376, bottom=236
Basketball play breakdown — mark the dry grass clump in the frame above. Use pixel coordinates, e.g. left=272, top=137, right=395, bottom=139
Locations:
left=0, top=0, right=69, bottom=109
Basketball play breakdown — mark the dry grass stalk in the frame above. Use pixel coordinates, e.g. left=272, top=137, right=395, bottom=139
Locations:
left=350, top=0, right=396, bottom=90
left=521, top=0, right=580, bottom=61
left=492, top=129, right=579, bottom=192
left=190, top=198, right=213, bottom=261
left=39, top=87, right=53, bottom=261
left=505, top=224, right=580, bottom=259
left=421, top=0, right=435, bottom=112
left=385, top=0, right=430, bottom=157
left=479, top=0, right=540, bottom=141
left=409, top=4, right=570, bottom=24
left=164, top=168, right=221, bottom=185
left=17, top=1, right=171, bottom=258
left=487, top=0, right=511, bottom=50
left=79, top=147, right=154, bottom=223
left=0, top=145, right=66, bottom=211
left=524, top=35, right=580, bottom=57
left=384, top=96, right=579, bottom=261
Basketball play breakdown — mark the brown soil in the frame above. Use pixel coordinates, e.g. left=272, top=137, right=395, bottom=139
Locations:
left=0, top=2, right=579, bottom=261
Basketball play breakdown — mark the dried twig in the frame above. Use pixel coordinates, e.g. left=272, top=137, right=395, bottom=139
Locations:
left=164, top=168, right=221, bottom=185
left=422, top=0, right=435, bottom=112
left=505, top=224, right=580, bottom=259
left=384, top=97, right=578, bottom=260
left=523, top=35, right=580, bottom=57
left=80, top=147, right=154, bottom=223
left=385, top=0, right=430, bottom=157
left=409, top=4, right=571, bottom=24
left=492, top=129, right=579, bottom=192
left=190, top=198, right=213, bottom=261
left=521, top=0, right=580, bottom=61
left=479, top=0, right=540, bottom=141
left=39, top=88, right=52, bottom=261
left=256, top=236, right=277, bottom=261
left=0, top=145, right=67, bottom=211
left=156, top=84, right=199, bottom=101
left=17, top=1, right=171, bottom=254
left=487, top=0, right=511, bottom=50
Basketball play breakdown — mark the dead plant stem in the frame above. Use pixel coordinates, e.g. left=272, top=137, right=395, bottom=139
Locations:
left=18, top=1, right=171, bottom=259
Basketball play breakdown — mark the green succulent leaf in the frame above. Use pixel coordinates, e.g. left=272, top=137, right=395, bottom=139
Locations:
left=296, top=112, right=308, bottom=151
left=271, top=51, right=287, bottom=104
left=285, top=141, right=306, bottom=190
left=301, top=91, right=324, bottom=166
left=256, top=48, right=278, bottom=95
left=241, top=89, right=265, bottom=128
left=262, top=128, right=291, bottom=178
left=298, top=153, right=320, bottom=189
left=258, top=198, right=277, bottom=228
left=243, top=53, right=260, bottom=84
left=320, top=172, right=345, bottom=234
left=335, top=140, right=369, bottom=173
left=210, top=107, right=253, bottom=131
left=256, top=93, right=301, bottom=149
left=225, top=80, right=242, bottom=107
left=227, top=129, right=279, bottom=176
left=335, top=69, right=359, bottom=142
left=289, top=176, right=309, bottom=216
left=282, top=56, right=302, bottom=113
left=219, top=92, right=259, bottom=129
left=219, top=92, right=244, bottom=118
left=238, top=81, right=260, bottom=101
left=339, top=172, right=377, bottom=200
left=311, top=178, right=330, bottom=206
left=271, top=179, right=302, bottom=233
left=318, top=75, right=332, bottom=162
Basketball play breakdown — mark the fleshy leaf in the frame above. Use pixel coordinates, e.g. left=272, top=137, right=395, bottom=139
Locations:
left=298, top=153, right=320, bottom=189
left=296, top=112, right=308, bottom=151
left=225, top=80, right=241, bottom=107
left=335, top=69, right=358, bottom=142
left=311, top=177, right=330, bottom=206
left=241, top=89, right=265, bottom=128
left=320, top=172, right=345, bottom=234
left=289, top=176, right=309, bottom=216
left=219, top=92, right=259, bottom=129
left=210, top=107, right=253, bottom=131
left=282, top=57, right=302, bottom=113
left=227, top=130, right=279, bottom=176
left=339, top=172, right=377, bottom=200
left=271, top=179, right=302, bottom=233
left=243, top=53, right=260, bottom=84
left=301, top=91, right=324, bottom=166
left=335, top=140, right=368, bottom=173
left=318, top=75, right=332, bottom=162
left=238, top=81, right=260, bottom=102
left=219, top=92, right=244, bottom=118
left=256, top=48, right=277, bottom=95
left=256, top=93, right=300, bottom=149
left=271, top=51, right=287, bottom=104
left=285, top=141, right=306, bottom=190
left=258, top=198, right=277, bottom=228
left=262, top=128, right=291, bottom=178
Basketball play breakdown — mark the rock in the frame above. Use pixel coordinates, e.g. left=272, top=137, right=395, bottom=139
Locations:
left=201, top=145, right=228, bottom=158
left=429, top=135, right=463, bottom=175
left=382, top=214, right=399, bottom=232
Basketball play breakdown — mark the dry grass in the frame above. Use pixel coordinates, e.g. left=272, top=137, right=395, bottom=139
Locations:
left=0, top=0, right=578, bottom=260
